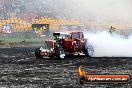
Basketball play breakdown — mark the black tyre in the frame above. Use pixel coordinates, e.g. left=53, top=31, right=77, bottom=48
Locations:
left=55, top=43, right=65, bottom=59
left=84, top=47, right=90, bottom=57
left=84, top=44, right=94, bottom=57
left=35, top=48, right=43, bottom=59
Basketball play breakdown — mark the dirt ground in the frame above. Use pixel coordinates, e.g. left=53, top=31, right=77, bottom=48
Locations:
left=0, top=46, right=132, bottom=88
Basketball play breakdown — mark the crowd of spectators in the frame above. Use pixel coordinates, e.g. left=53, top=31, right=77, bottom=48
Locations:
left=0, top=0, right=69, bottom=20
left=0, top=0, right=82, bottom=33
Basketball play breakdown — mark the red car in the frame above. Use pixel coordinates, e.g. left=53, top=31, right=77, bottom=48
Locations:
left=35, top=31, right=94, bottom=59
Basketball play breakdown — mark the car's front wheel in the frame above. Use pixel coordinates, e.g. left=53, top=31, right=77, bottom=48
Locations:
left=35, top=48, right=43, bottom=59
left=55, top=43, right=65, bottom=59
left=56, top=48, right=65, bottom=59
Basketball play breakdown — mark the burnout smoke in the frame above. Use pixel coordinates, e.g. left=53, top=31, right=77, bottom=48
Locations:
left=84, top=31, right=132, bottom=57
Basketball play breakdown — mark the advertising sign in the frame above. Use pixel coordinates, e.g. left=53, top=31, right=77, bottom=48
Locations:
left=32, top=24, right=49, bottom=35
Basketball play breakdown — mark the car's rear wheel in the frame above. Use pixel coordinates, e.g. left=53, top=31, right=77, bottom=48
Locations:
left=35, top=48, right=43, bottom=59
left=84, top=44, right=94, bottom=57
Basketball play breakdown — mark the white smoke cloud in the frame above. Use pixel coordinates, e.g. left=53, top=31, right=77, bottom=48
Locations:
left=84, top=31, right=132, bottom=57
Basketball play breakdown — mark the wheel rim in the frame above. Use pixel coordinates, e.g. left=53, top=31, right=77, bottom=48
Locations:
left=59, top=50, right=65, bottom=59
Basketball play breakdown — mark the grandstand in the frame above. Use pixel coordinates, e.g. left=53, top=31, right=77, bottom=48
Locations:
left=0, top=0, right=132, bottom=34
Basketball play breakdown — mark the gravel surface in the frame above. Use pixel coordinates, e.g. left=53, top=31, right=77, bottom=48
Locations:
left=0, top=47, right=132, bottom=88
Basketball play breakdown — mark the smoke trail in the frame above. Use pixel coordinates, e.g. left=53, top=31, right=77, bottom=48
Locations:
left=84, top=31, right=132, bottom=57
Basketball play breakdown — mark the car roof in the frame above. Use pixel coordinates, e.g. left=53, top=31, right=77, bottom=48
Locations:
left=55, top=31, right=82, bottom=34
left=54, top=32, right=70, bottom=35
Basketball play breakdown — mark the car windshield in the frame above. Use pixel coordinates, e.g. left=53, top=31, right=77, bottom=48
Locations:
left=60, top=34, right=67, bottom=38
left=60, top=34, right=70, bottom=38
left=72, top=33, right=80, bottom=39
